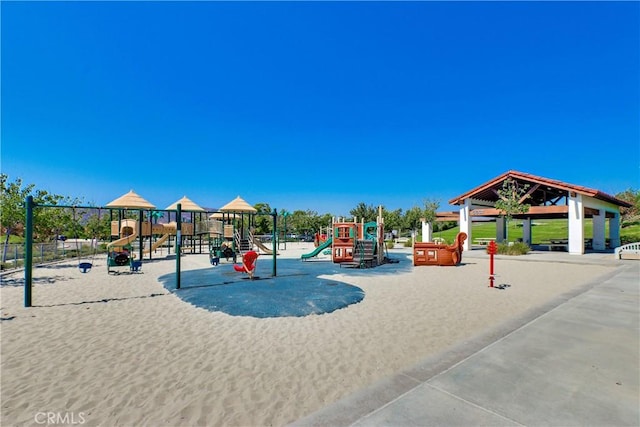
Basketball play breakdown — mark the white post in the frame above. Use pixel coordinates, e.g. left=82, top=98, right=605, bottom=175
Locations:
left=459, top=199, right=472, bottom=251
left=568, top=193, right=584, bottom=255
left=592, top=209, right=606, bottom=251
left=610, top=213, right=621, bottom=249
left=421, top=219, right=432, bottom=243
left=522, top=218, right=532, bottom=245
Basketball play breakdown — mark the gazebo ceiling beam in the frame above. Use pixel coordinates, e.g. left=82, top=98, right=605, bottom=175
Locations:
left=469, top=198, right=495, bottom=208
left=519, top=184, right=540, bottom=204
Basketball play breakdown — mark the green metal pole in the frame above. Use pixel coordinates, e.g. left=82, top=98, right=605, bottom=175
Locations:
left=272, top=209, right=277, bottom=277
left=284, top=213, right=287, bottom=250
left=24, top=196, right=34, bottom=307
left=176, top=203, right=182, bottom=289
left=138, top=209, right=143, bottom=261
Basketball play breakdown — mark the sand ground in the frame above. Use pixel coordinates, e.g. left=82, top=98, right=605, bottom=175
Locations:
left=0, top=242, right=619, bottom=426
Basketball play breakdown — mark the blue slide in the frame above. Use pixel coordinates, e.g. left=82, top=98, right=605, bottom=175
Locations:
left=301, top=238, right=332, bottom=260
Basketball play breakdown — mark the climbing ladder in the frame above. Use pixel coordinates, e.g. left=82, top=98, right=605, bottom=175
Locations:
left=234, top=229, right=252, bottom=255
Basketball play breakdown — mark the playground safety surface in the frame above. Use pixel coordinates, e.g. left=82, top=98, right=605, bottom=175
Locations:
left=158, top=258, right=376, bottom=318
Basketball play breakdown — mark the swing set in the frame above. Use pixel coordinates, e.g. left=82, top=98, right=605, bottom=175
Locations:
left=71, top=207, right=100, bottom=273
left=23, top=198, right=283, bottom=306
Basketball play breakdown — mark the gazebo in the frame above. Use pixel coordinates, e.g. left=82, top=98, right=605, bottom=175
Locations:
left=447, top=170, right=631, bottom=254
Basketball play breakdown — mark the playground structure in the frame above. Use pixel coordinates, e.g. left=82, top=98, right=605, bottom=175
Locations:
left=302, top=208, right=386, bottom=268
left=107, top=219, right=198, bottom=273
left=208, top=197, right=277, bottom=266
left=413, top=232, right=468, bottom=266
left=208, top=220, right=236, bottom=263
left=109, top=219, right=195, bottom=253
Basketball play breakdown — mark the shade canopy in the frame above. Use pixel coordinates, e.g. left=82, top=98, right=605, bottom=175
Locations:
left=219, top=196, right=257, bottom=213
left=106, top=190, right=156, bottom=209
left=209, top=212, right=225, bottom=219
left=166, top=196, right=205, bottom=212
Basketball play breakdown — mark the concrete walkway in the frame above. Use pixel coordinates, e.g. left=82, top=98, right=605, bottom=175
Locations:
left=292, top=254, right=639, bottom=426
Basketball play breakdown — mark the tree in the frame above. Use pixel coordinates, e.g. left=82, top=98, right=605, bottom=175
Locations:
left=423, top=198, right=439, bottom=225
left=317, top=213, right=333, bottom=230
left=1, top=175, right=32, bottom=235
left=419, top=198, right=440, bottom=242
left=349, top=202, right=377, bottom=223
left=616, top=188, right=639, bottom=225
left=289, top=209, right=320, bottom=235
left=0, top=174, right=80, bottom=262
left=403, top=206, right=423, bottom=239
left=85, top=208, right=111, bottom=241
left=253, top=203, right=273, bottom=235
left=494, top=178, right=531, bottom=242
left=381, top=207, right=403, bottom=238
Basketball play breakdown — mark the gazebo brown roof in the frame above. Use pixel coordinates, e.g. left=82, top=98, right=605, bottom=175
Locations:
left=219, top=196, right=257, bottom=213
left=165, top=196, right=205, bottom=212
left=106, top=190, right=156, bottom=209
left=448, top=170, right=631, bottom=218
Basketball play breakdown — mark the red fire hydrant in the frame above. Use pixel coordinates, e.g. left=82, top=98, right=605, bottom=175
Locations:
left=487, top=240, right=497, bottom=288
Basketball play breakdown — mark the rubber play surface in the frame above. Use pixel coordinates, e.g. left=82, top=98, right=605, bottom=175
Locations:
left=158, top=258, right=368, bottom=318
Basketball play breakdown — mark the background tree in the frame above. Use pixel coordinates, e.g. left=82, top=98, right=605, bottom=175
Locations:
left=494, top=178, right=531, bottom=242
left=421, top=198, right=440, bottom=241
left=316, top=213, right=333, bottom=230
left=35, top=196, right=85, bottom=242
left=0, top=174, right=81, bottom=262
left=422, top=198, right=439, bottom=224
left=289, top=209, right=320, bottom=235
left=616, top=188, right=639, bottom=225
left=381, top=207, right=403, bottom=238
left=253, top=203, right=273, bottom=235
left=349, top=202, right=377, bottom=223
left=1, top=175, right=33, bottom=262
left=403, top=206, right=423, bottom=239
left=85, top=208, right=111, bottom=241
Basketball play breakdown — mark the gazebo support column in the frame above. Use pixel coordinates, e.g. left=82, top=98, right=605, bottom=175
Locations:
left=421, top=219, right=432, bottom=243
left=496, top=217, right=506, bottom=243
left=610, top=213, right=621, bottom=248
left=568, top=193, right=585, bottom=255
left=592, top=209, right=606, bottom=251
left=459, top=199, right=472, bottom=251
left=522, top=218, right=532, bottom=245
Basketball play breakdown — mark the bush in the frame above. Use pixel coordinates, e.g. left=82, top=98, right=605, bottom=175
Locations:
left=404, top=238, right=413, bottom=247
left=495, top=242, right=530, bottom=255
left=385, top=240, right=395, bottom=249
left=621, top=234, right=640, bottom=245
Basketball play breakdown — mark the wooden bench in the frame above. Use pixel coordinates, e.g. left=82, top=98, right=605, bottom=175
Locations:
left=473, top=238, right=495, bottom=246
left=542, top=239, right=568, bottom=252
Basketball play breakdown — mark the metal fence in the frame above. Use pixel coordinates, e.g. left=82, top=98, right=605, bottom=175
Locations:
left=1, top=241, right=103, bottom=271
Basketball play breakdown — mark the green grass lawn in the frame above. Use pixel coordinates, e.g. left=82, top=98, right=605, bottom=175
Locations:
left=432, top=219, right=640, bottom=246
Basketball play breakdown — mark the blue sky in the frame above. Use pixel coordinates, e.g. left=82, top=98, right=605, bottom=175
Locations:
left=2, top=1, right=638, bottom=216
